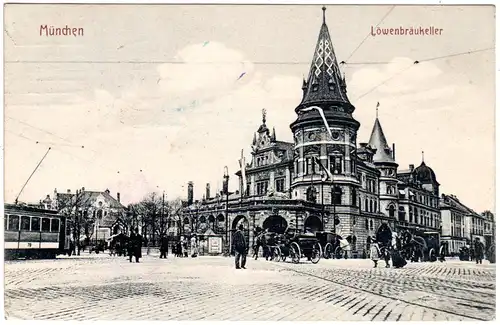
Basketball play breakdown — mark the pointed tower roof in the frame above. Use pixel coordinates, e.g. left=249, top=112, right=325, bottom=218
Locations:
left=368, top=118, right=395, bottom=164
left=299, top=7, right=351, bottom=108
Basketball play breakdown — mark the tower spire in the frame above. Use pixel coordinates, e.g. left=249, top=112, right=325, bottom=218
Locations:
left=368, top=117, right=395, bottom=164
left=422, top=151, right=425, bottom=163
left=297, top=6, right=352, bottom=110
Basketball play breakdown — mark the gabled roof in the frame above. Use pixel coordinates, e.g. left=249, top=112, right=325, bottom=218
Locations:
left=56, top=190, right=126, bottom=210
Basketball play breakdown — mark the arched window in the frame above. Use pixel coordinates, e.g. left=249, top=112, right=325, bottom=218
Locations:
left=388, top=205, right=396, bottom=218
left=369, top=219, right=374, bottom=230
left=306, top=186, right=317, bottom=203
left=365, top=198, right=368, bottom=211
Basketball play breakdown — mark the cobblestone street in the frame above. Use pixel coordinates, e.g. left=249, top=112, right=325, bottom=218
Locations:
left=4, top=254, right=496, bottom=321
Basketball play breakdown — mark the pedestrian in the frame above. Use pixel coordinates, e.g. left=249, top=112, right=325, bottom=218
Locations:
left=233, top=224, right=248, bottom=269
left=183, top=238, right=189, bottom=258
left=190, top=235, right=198, bottom=258
left=134, top=228, right=143, bottom=263
left=369, top=237, right=381, bottom=268
left=127, top=229, right=135, bottom=263
left=474, top=237, right=484, bottom=264
left=160, top=235, right=169, bottom=259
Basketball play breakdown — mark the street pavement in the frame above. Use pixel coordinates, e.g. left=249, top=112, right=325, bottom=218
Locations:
left=3, top=253, right=496, bottom=321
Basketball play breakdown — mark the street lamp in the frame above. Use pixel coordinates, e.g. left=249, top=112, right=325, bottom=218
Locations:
left=223, top=166, right=230, bottom=254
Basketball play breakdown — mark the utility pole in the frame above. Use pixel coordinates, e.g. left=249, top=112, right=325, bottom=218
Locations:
left=162, top=191, right=165, bottom=239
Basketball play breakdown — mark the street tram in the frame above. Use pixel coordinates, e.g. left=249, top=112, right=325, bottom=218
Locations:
left=4, top=203, right=70, bottom=260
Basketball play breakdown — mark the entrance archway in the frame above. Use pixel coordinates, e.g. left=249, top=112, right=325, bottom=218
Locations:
left=304, top=215, right=323, bottom=233
left=231, top=215, right=250, bottom=251
left=376, top=223, right=392, bottom=246
left=263, top=215, right=288, bottom=234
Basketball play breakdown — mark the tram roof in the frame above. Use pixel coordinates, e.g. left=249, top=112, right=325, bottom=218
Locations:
left=4, top=203, right=60, bottom=216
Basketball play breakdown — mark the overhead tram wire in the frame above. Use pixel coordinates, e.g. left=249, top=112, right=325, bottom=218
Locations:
left=353, top=47, right=494, bottom=102
left=5, top=115, right=97, bottom=153
left=345, top=5, right=396, bottom=63
left=5, top=47, right=492, bottom=67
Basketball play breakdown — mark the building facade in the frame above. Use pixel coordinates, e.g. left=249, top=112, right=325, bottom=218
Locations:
left=47, top=188, right=127, bottom=242
left=180, top=7, right=492, bottom=256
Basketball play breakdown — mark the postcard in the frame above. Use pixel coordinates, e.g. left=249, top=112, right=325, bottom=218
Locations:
left=3, top=3, right=496, bottom=321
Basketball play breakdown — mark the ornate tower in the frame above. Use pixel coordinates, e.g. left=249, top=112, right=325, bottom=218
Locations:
left=367, top=113, right=399, bottom=222
left=290, top=7, right=360, bottom=233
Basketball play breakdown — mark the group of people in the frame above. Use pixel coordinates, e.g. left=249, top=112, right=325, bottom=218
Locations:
left=369, top=236, right=407, bottom=268
left=170, top=235, right=199, bottom=258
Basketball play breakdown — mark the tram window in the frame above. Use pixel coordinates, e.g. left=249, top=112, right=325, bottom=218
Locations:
left=8, top=215, right=20, bottom=231
left=21, top=216, right=31, bottom=231
left=51, top=219, right=60, bottom=232
left=41, top=218, right=51, bottom=231
left=4, top=216, right=8, bottom=230
left=31, top=217, right=41, bottom=232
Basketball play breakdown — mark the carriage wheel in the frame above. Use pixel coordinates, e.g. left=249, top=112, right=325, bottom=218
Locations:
left=324, top=243, right=333, bottom=259
left=311, top=243, right=322, bottom=264
left=334, top=246, right=343, bottom=259
left=273, top=247, right=282, bottom=262
left=290, top=242, right=301, bottom=264
left=428, top=248, right=437, bottom=262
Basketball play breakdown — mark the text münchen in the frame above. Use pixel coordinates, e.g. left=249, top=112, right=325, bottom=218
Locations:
left=40, top=25, right=84, bottom=37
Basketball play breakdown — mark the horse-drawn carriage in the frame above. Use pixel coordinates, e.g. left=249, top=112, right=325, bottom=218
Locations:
left=107, top=233, right=129, bottom=256
left=316, top=231, right=350, bottom=259
left=400, top=230, right=440, bottom=262
left=254, top=227, right=322, bottom=264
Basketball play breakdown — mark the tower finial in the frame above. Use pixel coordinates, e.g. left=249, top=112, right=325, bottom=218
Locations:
left=422, top=150, right=425, bottom=162
left=322, top=6, right=326, bottom=24
left=262, top=108, right=267, bottom=124
left=376, top=101, right=380, bottom=118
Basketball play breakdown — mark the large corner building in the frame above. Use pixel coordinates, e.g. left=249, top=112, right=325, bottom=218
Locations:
left=181, top=8, right=445, bottom=255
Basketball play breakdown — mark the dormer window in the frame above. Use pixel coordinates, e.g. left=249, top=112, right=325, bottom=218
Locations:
left=328, top=78, right=335, bottom=90
left=312, top=81, right=319, bottom=92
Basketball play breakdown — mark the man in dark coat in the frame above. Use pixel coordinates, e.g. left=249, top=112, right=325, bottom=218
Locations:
left=474, top=238, right=484, bottom=264
left=233, top=224, right=248, bottom=269
left=160, top=235, right=169, bottom=259
left=127, top=229, right=135, bottom=262
left=133, top=228, right=143, bottom=263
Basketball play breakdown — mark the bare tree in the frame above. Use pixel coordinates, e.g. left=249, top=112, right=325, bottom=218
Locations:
left=56, top=189, right=95, bottom=255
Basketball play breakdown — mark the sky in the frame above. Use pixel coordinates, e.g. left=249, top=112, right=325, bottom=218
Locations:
left=4, top=4, right=495, bottom=213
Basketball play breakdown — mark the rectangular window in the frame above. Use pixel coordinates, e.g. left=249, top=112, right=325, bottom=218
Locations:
left=41, top=218, right=51, bottom=231
left=21, top=216, right=30, bottom=231
left=31, top=217, right=40, bottom=232
left=51, top=219, right=60, bottom=233
left=275, top=179, right=285, bottom=193
left=8, top=215, right=20, bottom=231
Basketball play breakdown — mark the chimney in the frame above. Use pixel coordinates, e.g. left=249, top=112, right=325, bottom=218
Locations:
left=392, top=143, right=396, bottom=160
left=117, top=192, right=121, bottom=203
left=409, top=164, right=414, bottom=172
left=206, top=183, right=211, bottom=200
left=67, top=189, right=71, bottom=194
left=187, top=182, right=194, bottom=205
